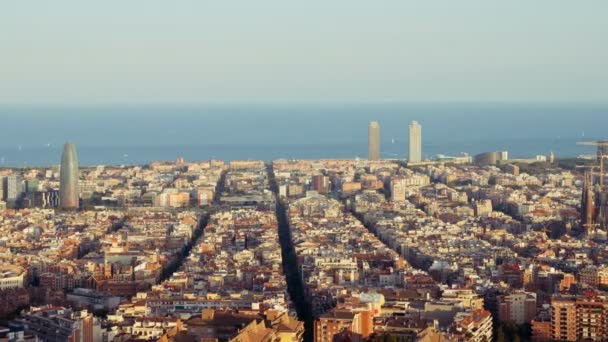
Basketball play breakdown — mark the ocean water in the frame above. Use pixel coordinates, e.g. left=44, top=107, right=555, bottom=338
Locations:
left=0, top=103, right=606, bottom=167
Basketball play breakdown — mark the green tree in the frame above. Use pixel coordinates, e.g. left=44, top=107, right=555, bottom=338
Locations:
left=496, top=329, right=507, bottom=342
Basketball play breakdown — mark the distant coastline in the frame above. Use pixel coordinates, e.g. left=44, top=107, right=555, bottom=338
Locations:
left=0, top=102, right=606, bottom=167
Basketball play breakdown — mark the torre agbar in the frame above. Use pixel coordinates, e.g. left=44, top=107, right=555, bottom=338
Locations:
left=59, top=143, right=80, bottom=209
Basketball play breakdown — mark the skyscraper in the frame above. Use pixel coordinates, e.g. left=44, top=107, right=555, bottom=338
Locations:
left=408, top=121, right=422, bottom=163
left=368, top=121, right=380, bottom=161
left=3, top=175, right=22, bottom=204
left=59, top=143, right=79, bottom=209
left=312, top=175, right=330, bottom=194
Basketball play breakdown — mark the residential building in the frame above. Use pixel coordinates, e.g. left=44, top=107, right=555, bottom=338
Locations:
left=497, top=292, right=537, bottom=325
left=551, top=294, right=608, bottom=342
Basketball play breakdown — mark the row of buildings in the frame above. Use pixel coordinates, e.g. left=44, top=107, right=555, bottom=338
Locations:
left=89, top=161, right=305, bottom=341
left=0, top=154, right=225, bottom=210
left=273, top=159, right=495, bottom=341
left=2, top=152, right=608, bottom=341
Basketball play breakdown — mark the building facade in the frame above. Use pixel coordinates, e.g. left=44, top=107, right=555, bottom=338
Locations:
left=451, top=309, right=493, bottom=342
left=3, top=175, right=22, bottom=205
left=579, top=266, right=608, bottom=287
left=408, top=121, right=422, bottom=163
left=368, top=121, right=380, bottom=161
left=497, top=292, right=537, bottom=325
left=312, top=175, right=330, bottom=194
left=551, top=294, right=608, bottom=341
left=314, top=309, right=372, bottom=342
left=21, top=307, right=101, bottom=342
left=0, top=265, right=26, bottom=290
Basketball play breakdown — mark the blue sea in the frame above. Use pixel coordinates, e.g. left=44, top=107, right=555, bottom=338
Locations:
left=0, top=103, right=606, bottom=167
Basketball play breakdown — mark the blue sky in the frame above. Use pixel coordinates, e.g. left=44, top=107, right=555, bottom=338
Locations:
left=2, top=1, right=607, bottom=104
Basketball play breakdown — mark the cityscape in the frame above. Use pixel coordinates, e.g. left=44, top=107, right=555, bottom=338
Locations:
left=0, top=120, right=607, bottom=342
left=3, top=2, right=608, bottom=342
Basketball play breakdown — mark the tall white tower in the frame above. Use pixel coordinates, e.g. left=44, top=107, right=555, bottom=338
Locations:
left=368, top=121, right=380, bottom=161
left=408, top=121, right=422, bottom=163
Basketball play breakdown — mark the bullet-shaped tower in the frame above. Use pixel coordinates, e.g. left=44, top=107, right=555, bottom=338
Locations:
left=59, top=143, right=79, bottom=209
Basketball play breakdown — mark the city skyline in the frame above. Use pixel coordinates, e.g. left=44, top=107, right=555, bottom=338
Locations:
left=2, top=2, right=608, bottom=341
left=0, top=104, right=607, bottom=167
left=2, top=154, right=606, bottom=341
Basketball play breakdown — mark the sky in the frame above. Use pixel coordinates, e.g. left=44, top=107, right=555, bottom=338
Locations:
left=2, top=1, right=607, bottom=104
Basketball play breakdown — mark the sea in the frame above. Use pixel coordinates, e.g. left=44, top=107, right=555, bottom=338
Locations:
left=0, top=102, right=607, bottom=167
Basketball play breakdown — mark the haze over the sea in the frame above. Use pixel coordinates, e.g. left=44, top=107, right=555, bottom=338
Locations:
left=3, top=2, right=607, bottom=167
left=0, top=103, right=606, bottom=166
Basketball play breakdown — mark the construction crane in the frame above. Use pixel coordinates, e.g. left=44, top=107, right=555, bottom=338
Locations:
left=578, top=140, right=608, bottom=182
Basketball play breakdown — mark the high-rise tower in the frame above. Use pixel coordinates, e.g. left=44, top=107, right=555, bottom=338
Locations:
left=59, top=143, right=79, bottom=209
left=368, top=121, right=380, bottom=161
left=408, top=121, right=422, bottom=163
left=3, top=175, right=21, bottom=202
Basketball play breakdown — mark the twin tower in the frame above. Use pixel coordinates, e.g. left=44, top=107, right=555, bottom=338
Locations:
left=368, top=121, right=422, bottom=162
left=59, top=143, right=80, bottom=210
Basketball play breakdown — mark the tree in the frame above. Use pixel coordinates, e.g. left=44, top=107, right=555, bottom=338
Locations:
left=496, top=329, right=507, bottom=342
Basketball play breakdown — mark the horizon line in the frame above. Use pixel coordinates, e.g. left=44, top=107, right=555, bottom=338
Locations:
left=2, top=99, right=608, bottom=107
